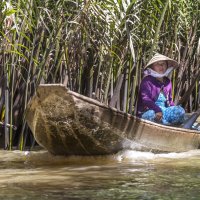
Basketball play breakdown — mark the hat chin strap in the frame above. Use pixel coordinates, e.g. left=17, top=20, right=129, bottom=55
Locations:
left=144, top=67, right=173, bottom=78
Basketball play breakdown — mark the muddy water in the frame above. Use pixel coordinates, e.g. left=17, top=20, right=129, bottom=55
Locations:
left=0, top=149, right=200, bottom=200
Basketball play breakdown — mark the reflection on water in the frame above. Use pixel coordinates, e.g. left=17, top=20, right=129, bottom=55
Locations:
left=0, top=149, right=200, bottom=200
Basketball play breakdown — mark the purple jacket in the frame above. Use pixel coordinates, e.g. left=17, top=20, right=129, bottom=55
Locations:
left=136, top=75, right=174, bottom=116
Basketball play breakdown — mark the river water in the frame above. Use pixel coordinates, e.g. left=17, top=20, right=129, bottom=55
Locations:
left=0, top=149, right=200, bottom=200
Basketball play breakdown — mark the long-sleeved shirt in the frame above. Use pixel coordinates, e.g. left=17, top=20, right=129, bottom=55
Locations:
left=136, top=75, right=174, bottom=117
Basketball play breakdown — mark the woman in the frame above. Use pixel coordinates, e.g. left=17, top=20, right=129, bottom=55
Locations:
left=137, top=53, right=185, bottom=125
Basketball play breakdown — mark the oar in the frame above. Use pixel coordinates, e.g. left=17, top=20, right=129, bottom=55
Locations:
left=181, top=108, right=200, bottom=129
left=0, top=122, right=17, bottom=130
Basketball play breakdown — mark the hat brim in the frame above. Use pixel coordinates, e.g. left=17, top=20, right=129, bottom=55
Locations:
left=145, top=54, right=179, bottom=69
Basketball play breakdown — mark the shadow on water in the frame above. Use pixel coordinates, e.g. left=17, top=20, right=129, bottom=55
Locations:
left=0, top=149, right=200, bottom=200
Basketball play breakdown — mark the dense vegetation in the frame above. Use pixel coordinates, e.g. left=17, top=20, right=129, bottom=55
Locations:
left=0, top=0, right=200, bottom=149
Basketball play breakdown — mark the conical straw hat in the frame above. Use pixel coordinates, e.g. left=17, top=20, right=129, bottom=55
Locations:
left=145, top=53, right=178, bottom=69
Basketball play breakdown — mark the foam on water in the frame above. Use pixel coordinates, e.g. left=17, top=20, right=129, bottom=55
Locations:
left=1, top=147, right=200, bottom=168
left=115, top=138, right=200, bottom=162
left=115, top=149, right=200, bottom=162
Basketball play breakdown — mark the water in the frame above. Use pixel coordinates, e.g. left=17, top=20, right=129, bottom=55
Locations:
left=0, top=149, right=200, bottom=200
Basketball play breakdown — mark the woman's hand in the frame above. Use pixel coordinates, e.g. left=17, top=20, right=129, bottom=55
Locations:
left=155, top=112, right=163, bottom=122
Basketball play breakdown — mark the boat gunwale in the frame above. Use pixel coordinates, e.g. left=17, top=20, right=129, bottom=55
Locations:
left=38, top=84, right=200, bottom=135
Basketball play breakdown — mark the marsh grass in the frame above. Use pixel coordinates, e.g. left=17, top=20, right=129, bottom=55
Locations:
left=0, top=0, right=200, bottom=149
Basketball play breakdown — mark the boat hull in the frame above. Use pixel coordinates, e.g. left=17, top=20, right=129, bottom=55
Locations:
left=26, top=84, right=200, bottom=155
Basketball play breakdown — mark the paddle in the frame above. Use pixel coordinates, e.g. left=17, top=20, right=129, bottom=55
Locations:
left=181, top=108, right=200, bottom=129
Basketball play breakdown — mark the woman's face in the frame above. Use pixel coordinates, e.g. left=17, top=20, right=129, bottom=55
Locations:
left=151, top=61, right=167, bottom=74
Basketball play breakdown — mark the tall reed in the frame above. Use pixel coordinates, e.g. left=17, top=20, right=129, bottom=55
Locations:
left=0, top=0, right=199, bottom=150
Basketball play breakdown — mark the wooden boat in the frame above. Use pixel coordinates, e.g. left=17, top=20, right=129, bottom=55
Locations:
left=25, top=84, right=200, bottom=155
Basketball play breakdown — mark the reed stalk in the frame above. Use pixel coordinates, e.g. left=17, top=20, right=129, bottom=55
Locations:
left=0, top=0, right=200, bottom=150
